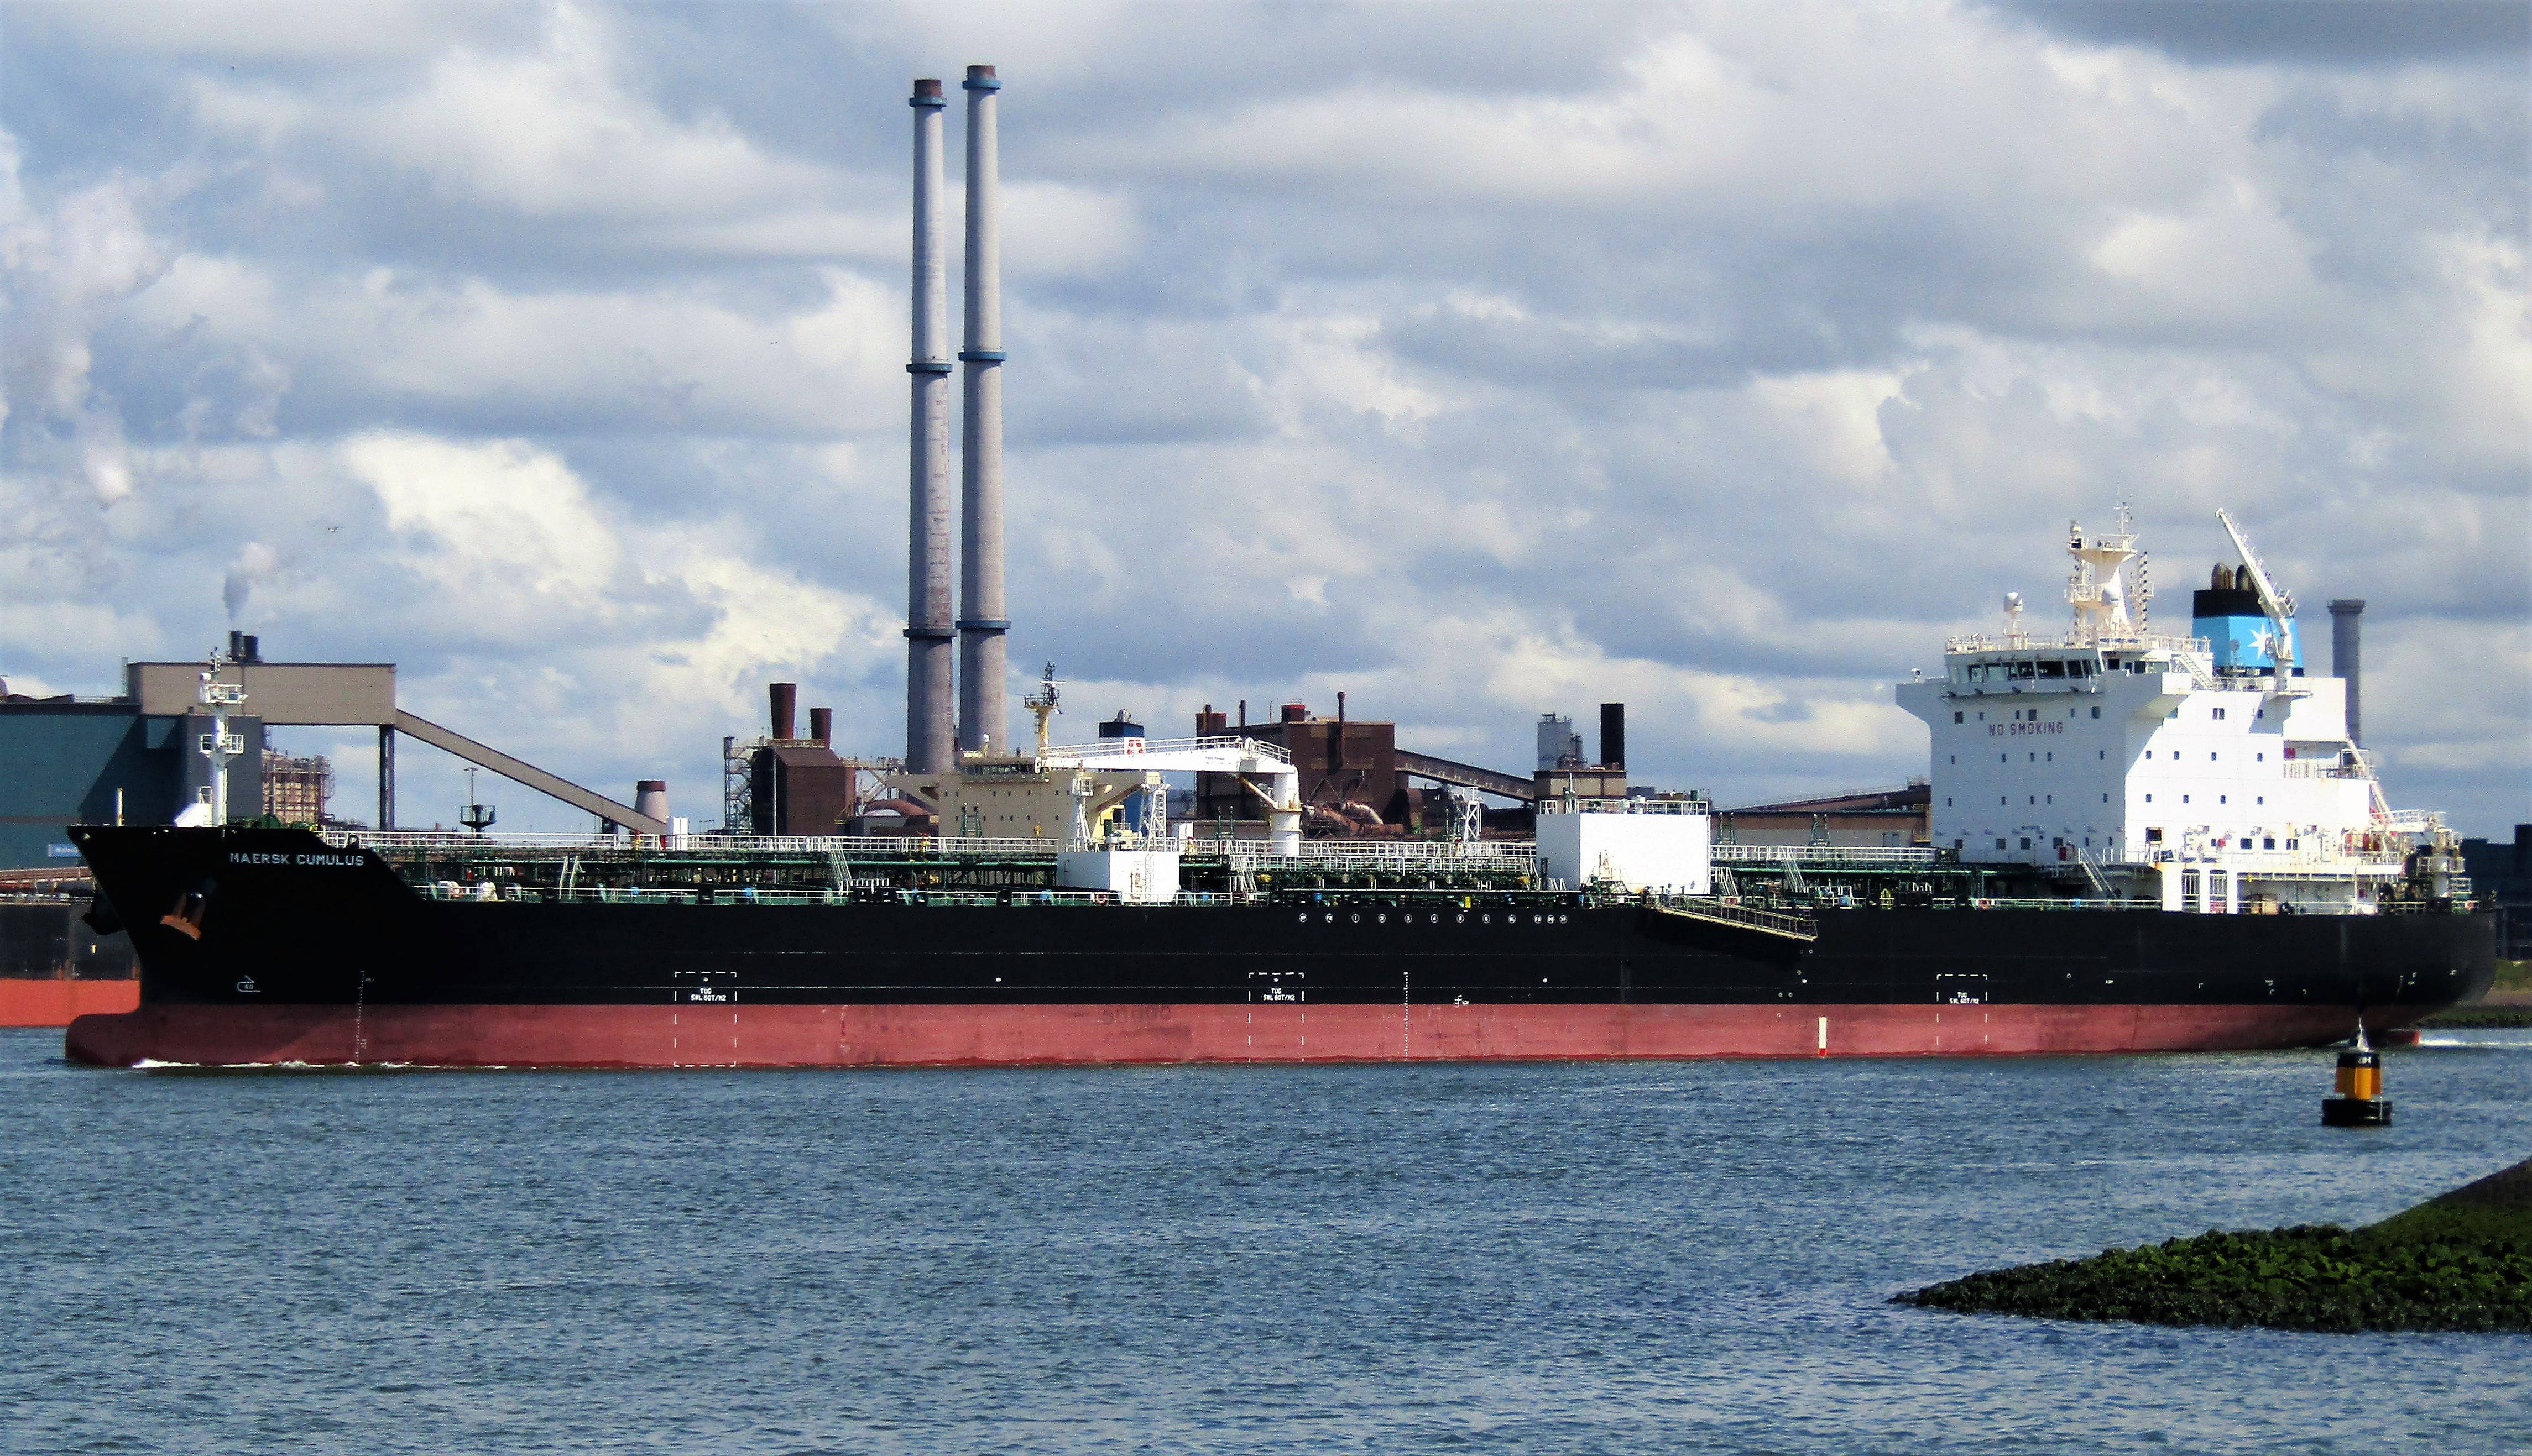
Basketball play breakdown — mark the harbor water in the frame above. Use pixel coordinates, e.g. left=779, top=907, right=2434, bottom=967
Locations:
left=3, top=1028, right=2526, bottom=1453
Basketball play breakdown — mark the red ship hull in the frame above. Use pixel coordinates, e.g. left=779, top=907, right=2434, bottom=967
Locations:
left=3, top=978, right=139, bottom=1029
left=66, top=999, right=2380, bottom=1069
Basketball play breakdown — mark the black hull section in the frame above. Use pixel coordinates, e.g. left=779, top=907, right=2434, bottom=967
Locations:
left=71, top=827, right=2495, bottom=1030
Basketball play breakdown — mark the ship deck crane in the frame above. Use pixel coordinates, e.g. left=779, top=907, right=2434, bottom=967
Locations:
left=1038, top=736, right=1304, bottom=852
left=2215, top=507, right=2300, bottom=681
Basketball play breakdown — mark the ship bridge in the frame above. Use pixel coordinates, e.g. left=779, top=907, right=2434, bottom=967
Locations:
left=1897, top=506, right=2424, bottom=914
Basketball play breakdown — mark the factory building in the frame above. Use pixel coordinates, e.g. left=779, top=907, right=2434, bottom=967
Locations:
left=1714, top=783, right=1933, bottom=849
left=1190, top=699, right=1423, bottom=835
left=735, top=683, right=873, bottom=836
left=0, top=652, right=270, bottom=871
left=2460, top=824, right=2532, bottom=957
left=1533, top=705, right=1629, bottom=803
left=0, top=635, right=670, bottom=870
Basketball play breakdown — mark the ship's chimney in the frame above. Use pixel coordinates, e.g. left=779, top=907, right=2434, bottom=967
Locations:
left=634, top=780, right=669, bottom=824
left=2330, top=599, right=2366, bottom=747
left=1600, top=702, right=1626, bottom=771
left=769, top=682, right=798, bottom=742
left=905, top=76, right=956, bottom=773
left=809, top=706, right=833, bottom=747
left=957, top=63, right=1010, bottom=758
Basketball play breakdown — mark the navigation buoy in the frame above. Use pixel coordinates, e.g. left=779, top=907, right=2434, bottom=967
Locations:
left=2321, top=1026, right=2392, bottom=1128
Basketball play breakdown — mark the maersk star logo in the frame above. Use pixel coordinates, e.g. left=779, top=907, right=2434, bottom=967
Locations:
left=2249, top=627, right=2278, bottom=661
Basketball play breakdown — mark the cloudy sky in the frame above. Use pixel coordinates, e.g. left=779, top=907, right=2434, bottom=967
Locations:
left=4, top=0, right=2526, bottom=834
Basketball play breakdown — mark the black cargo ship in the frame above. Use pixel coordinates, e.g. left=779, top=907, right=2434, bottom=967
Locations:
left=62, top=824, right=2491, bottom=1068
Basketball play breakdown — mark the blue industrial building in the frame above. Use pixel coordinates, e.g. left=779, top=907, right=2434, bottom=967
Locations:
left=1, top=695, right=265, bottom=871
left=2, top=637, right=664, bottom=872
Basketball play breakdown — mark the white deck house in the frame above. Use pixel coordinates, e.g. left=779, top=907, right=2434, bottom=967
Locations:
left=1896, top=512, right=2419, bottom=913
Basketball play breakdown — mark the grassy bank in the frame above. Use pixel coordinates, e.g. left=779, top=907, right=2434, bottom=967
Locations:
left=1897, top=1158, right=2532, bottom=1333
left=2421, top=959, right=2532, bottom=1029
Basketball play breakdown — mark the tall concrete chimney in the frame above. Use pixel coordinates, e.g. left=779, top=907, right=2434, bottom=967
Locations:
left=2330, top=599, right=2366, bottom=747
left=956, top=63, right=1010, bottom=756
left=905, top=77, right=956, bottom=773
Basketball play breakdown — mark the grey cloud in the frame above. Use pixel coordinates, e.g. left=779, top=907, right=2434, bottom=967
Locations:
left=2, top=1, right=2523, bottom=834
left=1997, top=1, right=2532, bottom=66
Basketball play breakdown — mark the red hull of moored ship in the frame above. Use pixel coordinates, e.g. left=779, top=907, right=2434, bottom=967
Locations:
left=3, top=978, right=139, bottom=1029
left=66, top=1001, right=2375, bottom=1069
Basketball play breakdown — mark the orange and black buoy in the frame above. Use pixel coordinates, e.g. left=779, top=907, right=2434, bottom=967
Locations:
left=2321, top=1026, right=2391, bottom=1128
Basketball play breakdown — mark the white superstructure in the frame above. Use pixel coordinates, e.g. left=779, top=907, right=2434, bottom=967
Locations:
left=1535, top=798, right=1712, bottom=895
left=1897, top=509, right=2428, bottom=913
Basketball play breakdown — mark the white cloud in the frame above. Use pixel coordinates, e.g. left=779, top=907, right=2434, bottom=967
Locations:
left=3, top=0, right=2524, bottom=834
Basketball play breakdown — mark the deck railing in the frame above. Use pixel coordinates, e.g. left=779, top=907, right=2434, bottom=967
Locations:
left=1714, top=845, right=1939, bottom=867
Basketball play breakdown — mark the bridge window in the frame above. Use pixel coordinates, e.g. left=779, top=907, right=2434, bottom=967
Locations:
left=1995, top=837, right=2008, bottom=850
left=2145, top=828, right=2163, bottom=842
left=2091, top=706, right=2101, bottom=719
left=1954, top=711, right=1963, bottom=724
left=2213, top=708, right=2226, bottom=720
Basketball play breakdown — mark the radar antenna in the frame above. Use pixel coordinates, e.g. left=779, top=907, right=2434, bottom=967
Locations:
left=1024, top=662, right=1064, bottom=757
left=460, top=767, right=498, bottom=834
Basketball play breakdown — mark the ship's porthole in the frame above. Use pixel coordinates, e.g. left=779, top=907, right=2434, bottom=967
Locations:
left=1481, top=914, right=1490, bottom=923
left=1377, top=913, right=1386, bottom=923
left=1351, top=913, right=1360, bottom=923
left=1297, top=913, right=1308, bottom=922
left=1456, top=914, right=1466, bottom=923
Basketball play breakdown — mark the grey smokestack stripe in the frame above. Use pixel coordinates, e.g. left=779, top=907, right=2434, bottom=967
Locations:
left=2330, top=599, right=2366, bottom=748
left=905, top=77, right=955, bottom=774
left=957, top=63, right=1010, bottom=756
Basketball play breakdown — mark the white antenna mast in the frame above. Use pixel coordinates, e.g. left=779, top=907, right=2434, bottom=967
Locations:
left=196, top=653, right=247, bottom=826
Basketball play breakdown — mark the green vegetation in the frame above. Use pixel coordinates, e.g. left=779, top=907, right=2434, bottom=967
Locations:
left=2427, top=1008, right=2532, bottom=1029
left=2422, top=959, right=2532, bottom=1028
left=1898, top=1158, right=2532, bottom=1333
